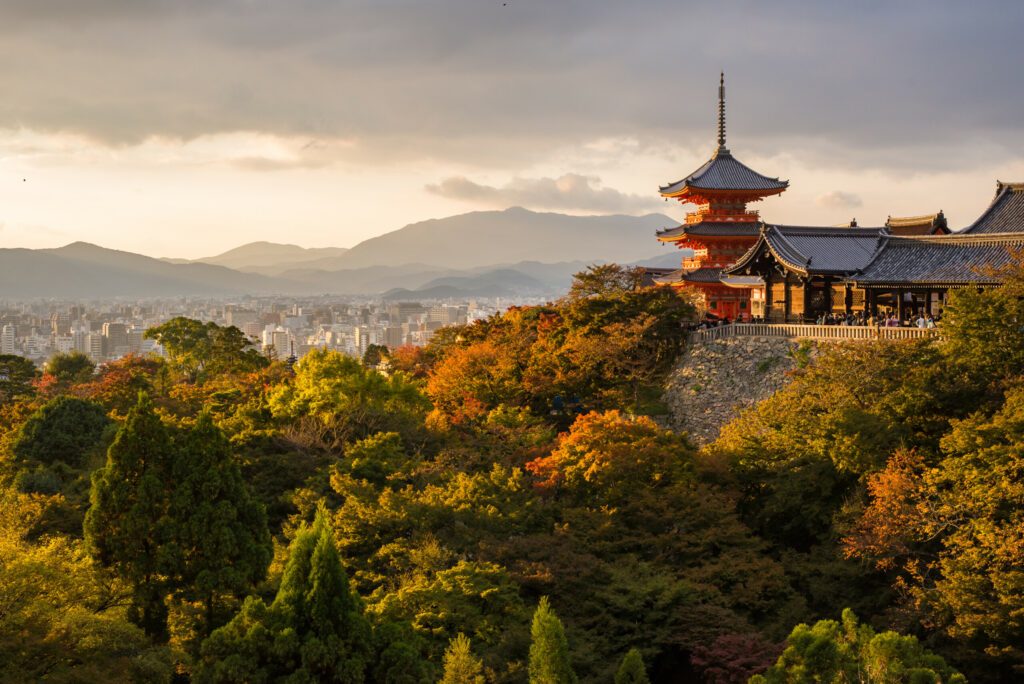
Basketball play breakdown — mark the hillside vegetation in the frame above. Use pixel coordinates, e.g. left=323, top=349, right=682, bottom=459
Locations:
left=3, top=262, right=1022, bottom=682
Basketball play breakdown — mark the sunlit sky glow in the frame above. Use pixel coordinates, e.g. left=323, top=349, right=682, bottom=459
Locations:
left=1, top=0, right=1023, bottom=258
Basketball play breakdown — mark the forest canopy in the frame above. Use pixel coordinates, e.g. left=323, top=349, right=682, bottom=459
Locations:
left=3, top=262, right=1021, bottom=682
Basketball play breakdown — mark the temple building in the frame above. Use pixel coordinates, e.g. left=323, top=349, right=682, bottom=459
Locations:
left=722, top=183, right=1024, bottom=322
left=652, top=74, right=788, bottom=320
left=651, top=78, right=1024, bottom=323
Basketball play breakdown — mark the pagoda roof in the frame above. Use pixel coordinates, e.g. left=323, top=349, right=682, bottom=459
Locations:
left=959, top=182, right=1024, bottom=234
left=852, top=232, right=1024, bottom=288
left=657, top=221, right=762, bottom=241
left=885, top=211, right=949, bottom=236
left=659, top=148, right=789, bottom=197
left=651, top=266, right=723, bottom=285
left=725, top=224, right=887, bottom=277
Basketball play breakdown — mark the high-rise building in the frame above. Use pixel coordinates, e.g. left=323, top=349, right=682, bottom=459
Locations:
left=1, top=324, right=17, bottom=355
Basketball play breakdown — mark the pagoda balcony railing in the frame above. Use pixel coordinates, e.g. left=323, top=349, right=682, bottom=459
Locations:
left=685, top=210, right=760, bottom=224
left=687, top=323, right=940, bottom=345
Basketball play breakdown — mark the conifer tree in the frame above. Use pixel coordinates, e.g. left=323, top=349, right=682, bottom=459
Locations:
left=528, top=597, right=577, bottom=684
left=441, top=633, right=485, bottom=684
left=84, top=394, right=175, bottom=640
left=614, top=648, right=649, bottom=684
left=196, top=504, right=374, bottom=683
left=169, top=413, right=272, bottom=636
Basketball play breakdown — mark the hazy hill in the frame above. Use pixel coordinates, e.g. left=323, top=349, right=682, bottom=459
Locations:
left=0, top=242, right=294, bottom=298
left=264, top=207, right=675, bottom=272
left=186, top=242, right=349, bottom=272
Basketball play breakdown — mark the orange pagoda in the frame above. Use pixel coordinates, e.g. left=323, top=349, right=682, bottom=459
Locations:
left=653, top=74, right=788, bottom=320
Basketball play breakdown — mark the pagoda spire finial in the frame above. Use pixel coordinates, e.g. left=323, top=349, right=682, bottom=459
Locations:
left=717, top=72, right=727, bottom=152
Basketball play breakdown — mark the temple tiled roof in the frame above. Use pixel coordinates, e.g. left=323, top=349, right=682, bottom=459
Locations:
left=656, top=222, right=762, bottom=241
left=886, top=211, right=948, bottom=236
left=651, top=266, right=723, bottom=285
left=960, top=182, right=1024, bottom=234
left=659, top=149, right=789, bottom=196
left=852, top=233, right=1024, bottom=287
left=726, top=225, right=887, bottom=277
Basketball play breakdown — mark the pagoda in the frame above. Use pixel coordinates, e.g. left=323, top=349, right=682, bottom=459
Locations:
left=654, top=74, right=788, bottom=320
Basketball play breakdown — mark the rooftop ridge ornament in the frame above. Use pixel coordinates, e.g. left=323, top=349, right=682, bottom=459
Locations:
left=716, top=72, right=728, bottom=155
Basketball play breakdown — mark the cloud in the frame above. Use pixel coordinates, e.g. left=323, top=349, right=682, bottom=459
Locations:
left=816, top=190, right=863, bottom=209
left=426, top=173, right=662, bottom=213
left=0, top=0, right=1021, bottom=171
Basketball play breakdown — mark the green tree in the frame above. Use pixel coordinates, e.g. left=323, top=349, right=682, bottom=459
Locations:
left=441, top=633, right=485, bottom=684
left=269, top=348, right=430, bottom=449
left=0, top=354, right=38, bottom=401
left=168, top=413, right=272, bottom=639
left=614, top=648, right=648, bottom=684
left=46, top=350, right=95, bottom=384
left=363, top=343, right=390, bottom=367
left=528, top=597, right=577, bottom=684
left=0, top=487, right=173, bottom=683
left=752, top=609, right=965, bottom=684
left=84, top=394, right=176, bottom=639
left=196, top=505, right=373, bottom=683
left=12, top=395, right=111, bottom=470
left=145, top=317, right=267, bottom=383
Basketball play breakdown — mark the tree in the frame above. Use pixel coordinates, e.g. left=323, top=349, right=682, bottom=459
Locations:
left=84, top=394, right=176, bottom=640
left=0, top=354, right=38, bottom=401
left=196, top=505, right=373, bottom=683
left=168, top=413, right=272, bottom=639
left=0, top=486, right=173, bottom=683
left=269, top=348, right=430, bottom=449
left=614, top=648, right=649, bottom=684
left=751, top=609, right=965, bottom=684
left=363, top=343, right=389, bottom=368
left=441, top=633, right=485, bottom=684
left=145, top=317, right=267, bottom=383
left=567, top=264, right=645, bottom=300
left=12, top=396, right=111, bottom=470
left=528, top=597, right=577, bottom=684
left=847, top=385, right=1024, bottom=675
left=45, top=350, right=95, bottom=385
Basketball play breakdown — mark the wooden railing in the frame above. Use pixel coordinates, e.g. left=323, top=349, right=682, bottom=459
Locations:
left=687, top=323, right=939, bottom=344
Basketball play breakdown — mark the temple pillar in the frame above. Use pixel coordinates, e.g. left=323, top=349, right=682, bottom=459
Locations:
left=763, top=273, right=773, bottom=321
left=802, top=277, right=812, bottom=323
left=784, top=277, right=792, bottom=322
left=845, top=283, right=853, bottom=315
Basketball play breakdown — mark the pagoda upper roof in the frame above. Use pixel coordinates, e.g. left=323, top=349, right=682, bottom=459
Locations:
left=959, top=181, right=1024, bottom=234
left=659, top=147, right=789, bottom=197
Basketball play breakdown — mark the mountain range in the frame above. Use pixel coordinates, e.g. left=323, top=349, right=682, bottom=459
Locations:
left=0, top=208, right=685, bottom=299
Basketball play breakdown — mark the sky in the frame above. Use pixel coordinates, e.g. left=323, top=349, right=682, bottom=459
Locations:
left=1, top=0, right=1024, bottom=259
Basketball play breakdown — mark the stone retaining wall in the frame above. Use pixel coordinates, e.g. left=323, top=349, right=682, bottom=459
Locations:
left=663, top=336, right=813, bottom=445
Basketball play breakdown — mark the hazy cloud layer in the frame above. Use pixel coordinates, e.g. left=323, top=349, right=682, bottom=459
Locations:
left=0, top=1, right=1022, bottom=168
left=816, top=190, right=863, bottom=209
left=426, top=174, right=661, bottom=213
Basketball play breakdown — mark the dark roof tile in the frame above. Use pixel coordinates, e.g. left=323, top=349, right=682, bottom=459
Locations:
left=853, top=233, right=1024, bottom=286
left=660, top=149, right=788, bottom=195
left=960, top=182, right=1024, bottom=234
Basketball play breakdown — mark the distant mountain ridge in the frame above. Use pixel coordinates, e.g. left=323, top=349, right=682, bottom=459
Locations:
left=1, top=208, right=684, bottom=299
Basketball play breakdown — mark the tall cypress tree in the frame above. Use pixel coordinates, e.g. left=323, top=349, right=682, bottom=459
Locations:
left=441, top=633, right=485, bottom=684
left=169, top=413, right=272, bottom=637
left=614, top=648, right=649, bottom=684
left=84, top=394, right=175, bottom=640
left=528, top=597, right=577, bottom=684
left=197, top=504, right=374, bottom=683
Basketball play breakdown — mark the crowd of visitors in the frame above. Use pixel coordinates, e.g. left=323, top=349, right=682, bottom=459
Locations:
left=690, top=310, right=941, bottom=329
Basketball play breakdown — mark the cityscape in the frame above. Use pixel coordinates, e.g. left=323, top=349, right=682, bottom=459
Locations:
left=0, top=295, right=523, bottom=366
